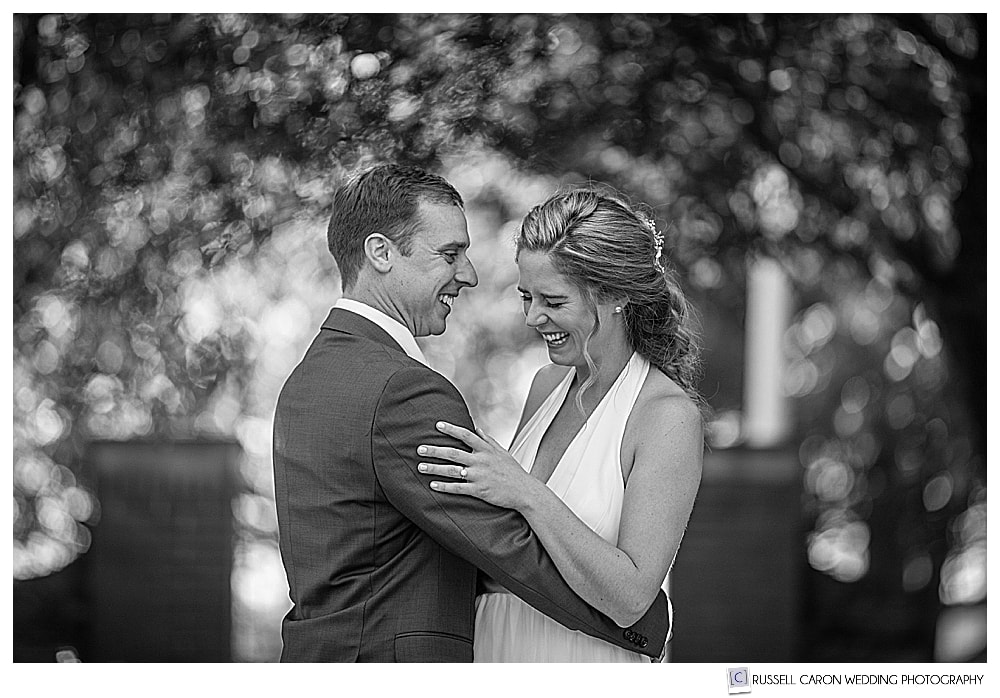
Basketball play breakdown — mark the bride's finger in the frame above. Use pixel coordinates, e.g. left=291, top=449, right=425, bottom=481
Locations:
left=474, top=426, right=504, bottom=450
left=416, top=444, right=472, bottom=465
left=418, top=463, right=468, bottom=480
left=429, top=480, right=474, bottom=495
left=435, top=421, right=484, bottom=447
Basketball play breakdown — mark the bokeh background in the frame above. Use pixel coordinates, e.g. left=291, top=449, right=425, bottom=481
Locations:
left=13, top=13, right=986, bottom=662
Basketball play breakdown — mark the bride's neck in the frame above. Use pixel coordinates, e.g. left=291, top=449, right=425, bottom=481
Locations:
left=572, top=346, right=633, bottom=394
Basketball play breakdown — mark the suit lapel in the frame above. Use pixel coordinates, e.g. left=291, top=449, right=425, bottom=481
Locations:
left=321, top=308, right=406, bottom=355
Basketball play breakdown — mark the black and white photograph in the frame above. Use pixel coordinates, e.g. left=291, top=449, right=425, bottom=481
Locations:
left=11, top=10, right=988, bottom=682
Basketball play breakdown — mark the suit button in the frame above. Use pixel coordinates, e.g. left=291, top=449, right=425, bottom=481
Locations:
left=624, top=630, right=634, bottom=642
left=641, top=638, right=648, bottom=648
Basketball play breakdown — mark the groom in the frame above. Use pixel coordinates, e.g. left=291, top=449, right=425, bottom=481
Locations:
left=272, top=164, right=670, bottom=661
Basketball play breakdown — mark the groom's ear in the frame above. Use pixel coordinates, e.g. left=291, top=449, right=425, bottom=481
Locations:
left=363, top=233, right=393, bottom=274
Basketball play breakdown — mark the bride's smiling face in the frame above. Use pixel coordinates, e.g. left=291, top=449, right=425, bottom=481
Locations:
left=516, top=250, right=622, bottom=369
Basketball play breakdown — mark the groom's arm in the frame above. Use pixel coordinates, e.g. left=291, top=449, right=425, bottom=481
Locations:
left=371, top=366, right=669, bottom=658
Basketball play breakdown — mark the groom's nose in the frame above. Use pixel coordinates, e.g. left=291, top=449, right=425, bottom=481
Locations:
left=455, top=255, right=478, bottom=288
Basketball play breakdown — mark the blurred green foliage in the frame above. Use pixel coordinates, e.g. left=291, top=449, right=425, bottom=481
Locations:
left=13, top=14, right=985, bottom=659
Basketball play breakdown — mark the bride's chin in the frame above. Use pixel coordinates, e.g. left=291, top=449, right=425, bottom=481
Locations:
left=546, top=351, right=576, bottom=366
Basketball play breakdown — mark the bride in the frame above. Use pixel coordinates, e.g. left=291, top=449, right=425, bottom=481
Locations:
left=417, top=188, right=705, bottom=662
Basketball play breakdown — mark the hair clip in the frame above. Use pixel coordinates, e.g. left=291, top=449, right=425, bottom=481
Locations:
left=645, top=218, right=665, bottom=274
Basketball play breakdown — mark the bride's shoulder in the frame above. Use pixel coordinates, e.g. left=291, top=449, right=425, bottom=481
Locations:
left=622, top=368, right=703, bottom=483
left=634, top=368, right=703, bottom=437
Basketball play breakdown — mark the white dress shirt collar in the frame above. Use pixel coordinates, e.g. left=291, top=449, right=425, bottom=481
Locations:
left=334, top=297, right=429, bottom=367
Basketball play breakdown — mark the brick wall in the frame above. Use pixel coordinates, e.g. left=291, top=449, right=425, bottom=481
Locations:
left=84, top=440, right=239, bottom=662
left=669, top=447, right=804, bottom=662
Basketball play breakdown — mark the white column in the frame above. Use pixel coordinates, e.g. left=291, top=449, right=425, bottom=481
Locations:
left=742, top=255, right=792, bottom=447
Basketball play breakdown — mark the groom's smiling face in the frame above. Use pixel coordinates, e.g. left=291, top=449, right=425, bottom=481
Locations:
left=386, top=202, right=478, bottom=337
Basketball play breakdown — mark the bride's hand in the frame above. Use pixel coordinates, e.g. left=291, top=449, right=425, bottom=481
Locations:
left=417, top=421, right=538, bottom=510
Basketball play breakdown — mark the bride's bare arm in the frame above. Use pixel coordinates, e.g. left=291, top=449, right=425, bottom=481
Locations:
left=518, top=396, right=702, bottom=626
left=417, top=391, right=703, bottom=627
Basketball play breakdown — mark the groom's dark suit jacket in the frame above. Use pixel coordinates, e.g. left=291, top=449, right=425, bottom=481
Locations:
left=272, top=308, right=670, bottom=661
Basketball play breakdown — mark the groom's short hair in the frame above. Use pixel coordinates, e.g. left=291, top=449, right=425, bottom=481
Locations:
left=328, top=164, right=464, bottom=290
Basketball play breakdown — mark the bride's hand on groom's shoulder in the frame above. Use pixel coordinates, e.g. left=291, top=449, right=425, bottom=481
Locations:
left=417, top=422, right=537, bottom=511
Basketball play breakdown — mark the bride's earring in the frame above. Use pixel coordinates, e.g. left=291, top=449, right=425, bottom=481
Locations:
left=613, top=306, right=622, bottom=314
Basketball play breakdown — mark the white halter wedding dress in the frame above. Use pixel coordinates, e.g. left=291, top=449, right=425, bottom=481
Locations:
left=474, top=351, right=655, bottom=662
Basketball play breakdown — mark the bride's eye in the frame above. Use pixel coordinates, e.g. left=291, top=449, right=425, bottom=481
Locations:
left=519, top=295, right=531, bottom=315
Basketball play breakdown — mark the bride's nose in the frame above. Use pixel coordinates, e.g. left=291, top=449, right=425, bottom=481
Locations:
left=524, top=304, right=548, bottom=328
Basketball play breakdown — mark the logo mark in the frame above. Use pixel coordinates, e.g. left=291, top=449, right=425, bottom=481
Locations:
left=728, top=667, right=751, bottom=694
